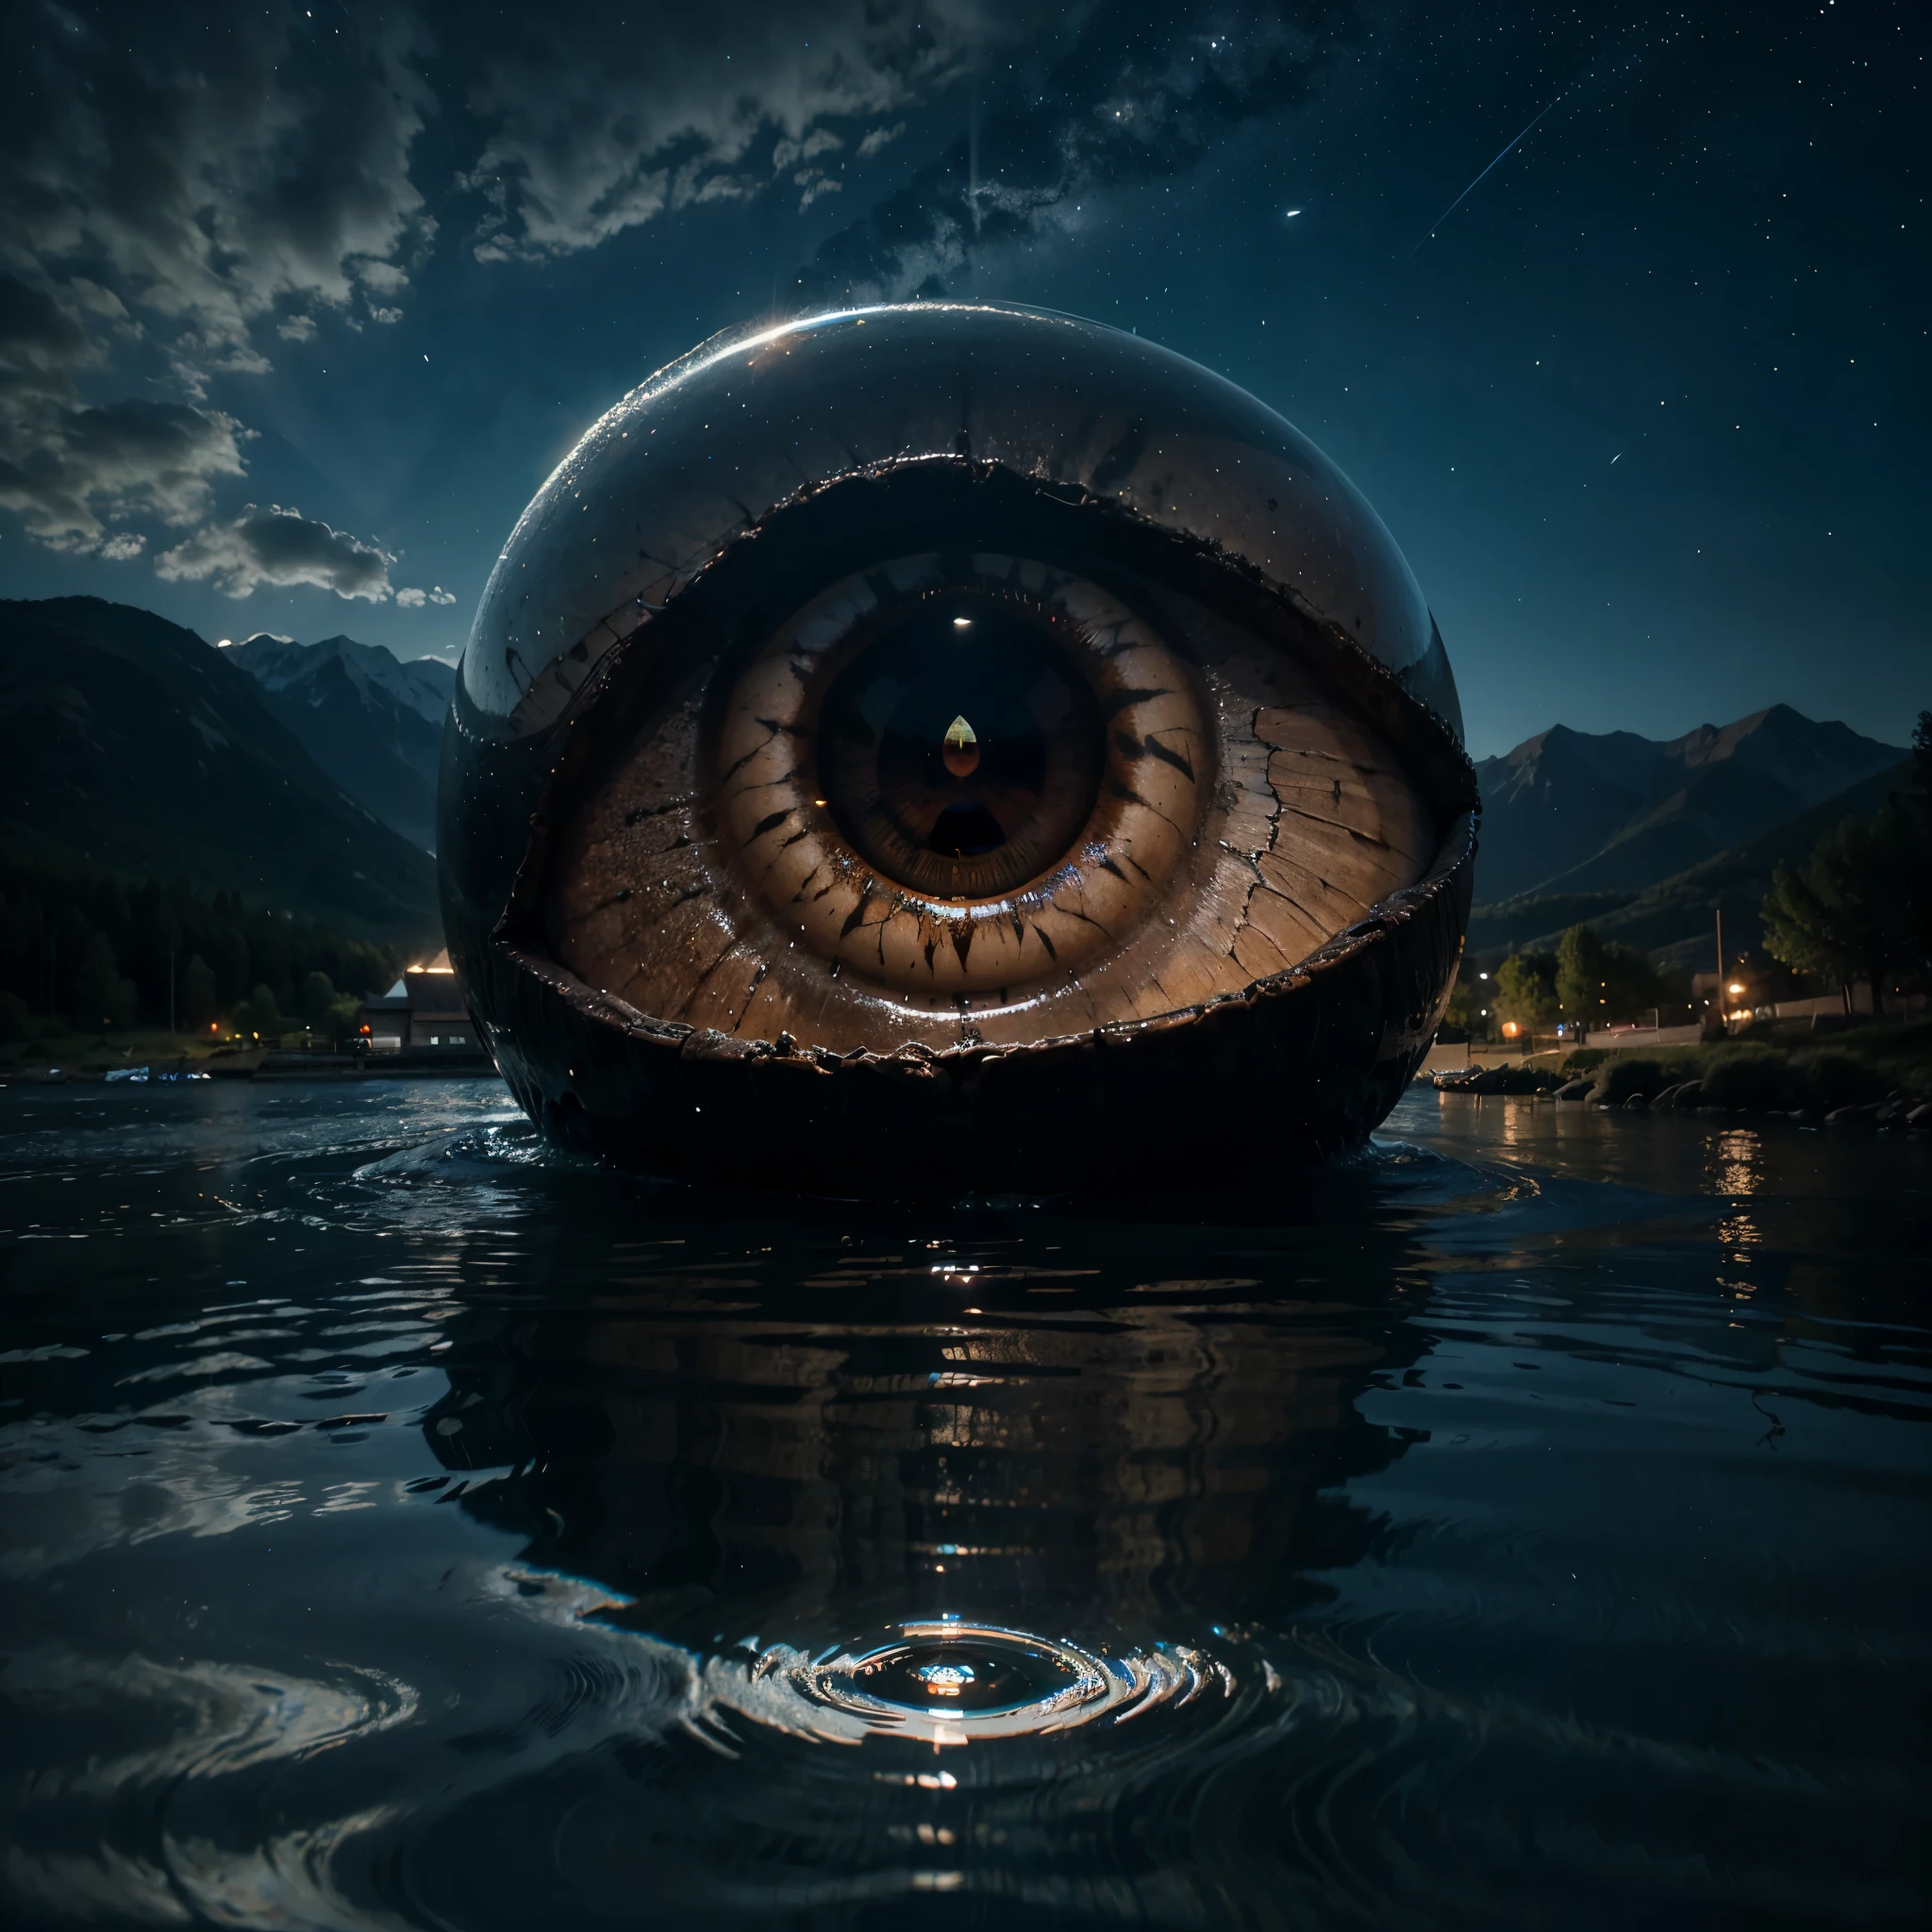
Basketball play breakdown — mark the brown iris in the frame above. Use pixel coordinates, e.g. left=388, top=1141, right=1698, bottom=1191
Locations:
left=816, top=599, right=1104, bottom=902
left=691, top=553, right=1210, bottom=1004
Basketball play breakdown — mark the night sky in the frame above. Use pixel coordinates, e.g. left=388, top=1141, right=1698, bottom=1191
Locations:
left=2, top=1, right=1923, bottom=758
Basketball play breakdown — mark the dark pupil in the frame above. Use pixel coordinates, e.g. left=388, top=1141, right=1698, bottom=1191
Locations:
left=818, top=600, right=1103, bottom=901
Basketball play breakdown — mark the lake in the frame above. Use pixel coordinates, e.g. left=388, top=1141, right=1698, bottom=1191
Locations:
left=1, top=1079, right=1925, bottom=1929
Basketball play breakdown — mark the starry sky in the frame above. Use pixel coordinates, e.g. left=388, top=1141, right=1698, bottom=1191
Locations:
left=2, top=0, right=1923, bottom=758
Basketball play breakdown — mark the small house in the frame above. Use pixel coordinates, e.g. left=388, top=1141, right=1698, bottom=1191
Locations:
left=357, top=952, right=476, bottom=1051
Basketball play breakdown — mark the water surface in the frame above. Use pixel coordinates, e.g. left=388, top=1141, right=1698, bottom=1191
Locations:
left=2, top=1080, right=1926, bottom=1928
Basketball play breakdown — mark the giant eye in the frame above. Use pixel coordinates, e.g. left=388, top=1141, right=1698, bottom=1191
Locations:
left=441, top=305, right=1476, bottom=1191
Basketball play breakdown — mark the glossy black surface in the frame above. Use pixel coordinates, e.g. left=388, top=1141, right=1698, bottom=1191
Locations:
left=455, top=305, right=1458, bottom=738
left=2, top=1081, right=1925, bottom=1928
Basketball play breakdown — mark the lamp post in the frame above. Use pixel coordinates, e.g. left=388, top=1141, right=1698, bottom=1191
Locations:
left=1708, top=902, right=1727, bottom=1038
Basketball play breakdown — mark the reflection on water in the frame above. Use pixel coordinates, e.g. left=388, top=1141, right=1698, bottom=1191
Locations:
left=1710, top=1127, right=1765, bottom=1301
left=0, top=1082, right=1926, bottom=1929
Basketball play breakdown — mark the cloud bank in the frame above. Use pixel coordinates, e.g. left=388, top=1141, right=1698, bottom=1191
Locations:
left=456, top=4, right=1001, bottom=260
left=0, top=2, right=1351, bottom=602
left=0, top=270, right=248, bottom=549
left=1, top=4, right=433, bottom=363
left=0, top=1, right=431, bottom=582
left=156, top=507, right=395, bottom=602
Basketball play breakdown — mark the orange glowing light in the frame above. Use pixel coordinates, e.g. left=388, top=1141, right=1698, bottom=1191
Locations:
left=1501, top=1020, right=1521, bottom=1038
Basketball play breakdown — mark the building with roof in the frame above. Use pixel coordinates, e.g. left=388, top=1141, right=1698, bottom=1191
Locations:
left=357, top=951, right=477, bottom=1052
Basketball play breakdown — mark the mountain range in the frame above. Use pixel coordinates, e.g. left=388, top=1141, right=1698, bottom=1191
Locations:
left=0, top=597, right=439, bottom=942
left=1472, top=706, right=1905, bottom=904
left=1467, top=707, right=1911, bottom=969
left=227, top=632, right=455, bottom=853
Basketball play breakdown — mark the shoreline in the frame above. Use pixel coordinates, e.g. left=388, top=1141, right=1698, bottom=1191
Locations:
left=1425, top=1021, right=1932, bottom=1126
left=0, top=1048, right=499, bottom=1085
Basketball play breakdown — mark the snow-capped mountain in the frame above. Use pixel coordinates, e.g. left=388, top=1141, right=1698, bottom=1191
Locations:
left=226, top=633, right=456, bottom=853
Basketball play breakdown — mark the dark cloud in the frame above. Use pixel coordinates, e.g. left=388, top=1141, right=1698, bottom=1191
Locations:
left=0, top=3, right=1351, bottom=586
left=0, top=269, right=247, bottom=549
left=155, top=505, right=395, bottom=602
left=1, top=2, right=434, bottom=362
left=455, top=3, right=1002, bottom=258
left=0, top=1, right=430, bottom=571
left=796, top=3, right=1356, bottom=304
left=0, top=272, right=89, bottom=367
left=3, top=396, right=248, bottom=548
left=444, top=4, right=1353, bottom=281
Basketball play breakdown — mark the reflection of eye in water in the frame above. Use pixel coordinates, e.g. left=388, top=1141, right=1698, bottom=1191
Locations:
left=10, top=1105, right=1923, bottom=1927
left=419, top=1231, right=1432, bottom=1651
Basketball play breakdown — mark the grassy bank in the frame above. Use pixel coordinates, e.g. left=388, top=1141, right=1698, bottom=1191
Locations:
left=0, top=1027, right=261, bottom=1077
left=1563, top=1021, right=1932, bottom=1103
left=1439, top=1021, right=1932, bottom=1110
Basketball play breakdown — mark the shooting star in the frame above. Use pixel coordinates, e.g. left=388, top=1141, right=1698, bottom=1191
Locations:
left=1401, top=90, right=1567, bottom=264
left=1284, top=208, right=1302, bottom=218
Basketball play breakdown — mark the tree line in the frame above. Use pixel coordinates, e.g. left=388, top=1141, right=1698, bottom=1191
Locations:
left=1760, top=711, right=1932, bottom=1012
left=1465, top=710, right=1931, bottom=1041
left=1451, top=924, right=1693, bottom=1043
left=0, top=852, right=404, bottom=1043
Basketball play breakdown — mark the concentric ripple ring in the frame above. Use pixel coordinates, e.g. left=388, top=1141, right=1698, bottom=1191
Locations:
left=704, top=1620, right=1224, bottom=1749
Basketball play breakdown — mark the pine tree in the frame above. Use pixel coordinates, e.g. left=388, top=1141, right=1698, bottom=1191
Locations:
left=71, top=931, right=136, bottom=1031
left=179, top=955, right=218, bottom=1030
left=1762, top=802, right=1924, bottom=1013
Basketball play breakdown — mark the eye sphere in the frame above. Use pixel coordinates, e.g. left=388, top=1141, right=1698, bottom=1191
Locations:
left=440, top=303, right=1476, bottom=1193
